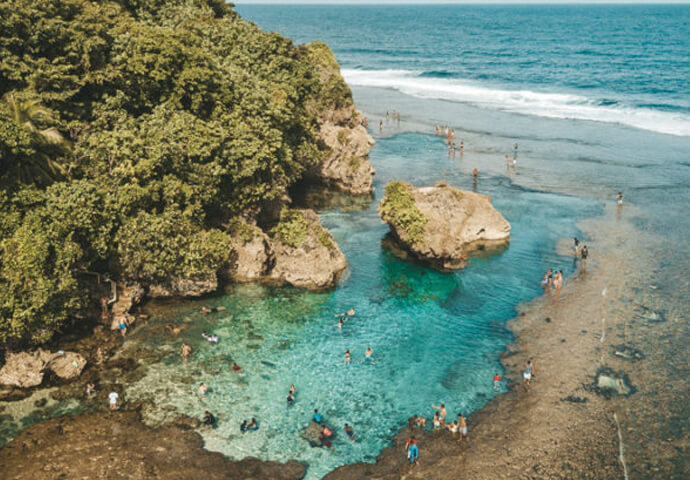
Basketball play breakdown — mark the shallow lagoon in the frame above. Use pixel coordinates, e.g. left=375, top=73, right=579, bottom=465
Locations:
left=124, top=132, right=599, bottom=479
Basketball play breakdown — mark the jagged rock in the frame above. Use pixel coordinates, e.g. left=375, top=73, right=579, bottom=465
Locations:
left=148, top=273, right=218, bottom=298
left=0, top=349, right=86, bottom=387
left=0, top=351, right=46, bottom=388
left=226, top=222, right=273, bottom=282
left=268, top=209, right=347, bottom=290
left=47, top=352, right=86, bottom=380
left=110, top=282, right=145, bottom=330
left=316, top=119, right=376, bottom=195
left=379, top=181, right=510, bottom=270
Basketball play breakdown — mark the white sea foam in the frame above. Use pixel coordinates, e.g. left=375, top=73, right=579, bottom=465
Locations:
left=342, top=69, right=690, bottom=136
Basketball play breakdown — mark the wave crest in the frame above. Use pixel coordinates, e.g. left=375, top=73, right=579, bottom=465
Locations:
left=342, top=68, right=690, bottom=137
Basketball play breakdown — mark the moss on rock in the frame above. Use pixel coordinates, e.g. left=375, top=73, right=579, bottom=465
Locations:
left=378, top=181, right=427, bottom=245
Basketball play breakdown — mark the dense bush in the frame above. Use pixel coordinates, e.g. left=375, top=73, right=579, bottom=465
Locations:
left=0, top=0, right=351, bottom=345
left=378, top=181, right=427, bottom=245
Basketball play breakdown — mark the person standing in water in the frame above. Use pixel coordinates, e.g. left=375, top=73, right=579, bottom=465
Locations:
left=580, top=245, right=589, bottom=271
left=379, top=119, right=383, bottom=132
left=513, top=142, right=519, bottom=158
left=344, top=349, right=351, bottom=364
left=181, top=343, right=192, bottom=360
left=431, top=403, right=447, bottom=422
left=616, top=191, right=624, bottom=205
left=344, top=423, right=356, bottom=443
left=365, top=347, right=374, bottom=362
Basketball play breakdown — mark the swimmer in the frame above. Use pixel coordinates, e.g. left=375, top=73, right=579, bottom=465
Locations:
left=248, top=418, right=258, bottom=431
left=431, top=403, right=446, bottom=421
left=202, top=411, right=216, bottom=427
left=287, top=392, right=295, bottom=406
left=231, top=362, right=243, bottom=375
left=289, top=384, right=297, bottom=395
left=336, top=317, right=344, bottom=330
left=181, top=343, right=192, bottom=360
left=166, top=323, right=183, bottom=335
left=240, top=420, right=248, bottom=433
left=201, top=306, right=226, bottom=314
left=472, top=168, right=478, bottom=178
left=313, top=409, right=323, bottom=424
left=198, top=383, right=208, bottom=395
left=118, top=317, right=128, bottom=337
left=616, top=191, right=624, bottom=205
left=365, top=347, right=374, bottom=362
left=344, top=349, right=351, bottom=365
left=321, top=425, right=333, bottom=439
left=344, top=423, right=356, bottom=443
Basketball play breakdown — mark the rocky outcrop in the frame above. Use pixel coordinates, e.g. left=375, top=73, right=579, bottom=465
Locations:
left=226, top=223, right=273, bottom=283
left=268, top=209, right=347, bottom=290
left=148, top=273, right=218, bottom=298
left=0, top=349, right=86, bottom=388
left=226, top=212, right=346, bottom=291
left=379, top=181, right=510, bottom=270
left=304, top=41, right=375, bottom=195
left=316, top=116, right=376, bottom=195
left=0, top=411, right=306, bottom=480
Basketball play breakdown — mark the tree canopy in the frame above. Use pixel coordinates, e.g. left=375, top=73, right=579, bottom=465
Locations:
left=0, top=0, right=353, bottom=346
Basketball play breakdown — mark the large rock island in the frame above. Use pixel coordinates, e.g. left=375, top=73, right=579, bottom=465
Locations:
left=378, top=181, right=510, bottom=270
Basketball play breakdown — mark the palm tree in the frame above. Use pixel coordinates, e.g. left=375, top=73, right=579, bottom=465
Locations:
left=1, top=92, right=71, bottom=185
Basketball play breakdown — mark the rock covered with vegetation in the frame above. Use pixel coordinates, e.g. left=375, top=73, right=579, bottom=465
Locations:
left=0, top=349, right=86, bottom=387
left=379, top=181, right=510, bottom=270
left=0, top=0, right=364, bottom=347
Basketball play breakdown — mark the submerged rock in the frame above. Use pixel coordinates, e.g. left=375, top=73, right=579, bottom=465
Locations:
left=378, top=181, right=511, bottom=270
left=268, top=209, right=347, bottom=290
left=589, top=367, right=636, bottom=398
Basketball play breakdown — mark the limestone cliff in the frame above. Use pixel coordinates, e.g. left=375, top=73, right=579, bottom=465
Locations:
left=379, top=181, right=510, bottom=270
left=226, top=210, right=347, bottom=291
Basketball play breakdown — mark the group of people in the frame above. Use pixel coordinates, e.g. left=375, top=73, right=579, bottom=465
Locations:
left=404, top=409, right=470, bottom=471
left=377, top=109, right=402, bottom=132
left=542, top=268, right=565, bottom=289
left=573, top=237, right=589, bottom=271
left=343, top=347, right=374, bottom=364
left=312, top=408, right=357, bottom=448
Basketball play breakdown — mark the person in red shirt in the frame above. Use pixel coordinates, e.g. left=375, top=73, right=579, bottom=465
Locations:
left=493, top=373, right=501, bottom=391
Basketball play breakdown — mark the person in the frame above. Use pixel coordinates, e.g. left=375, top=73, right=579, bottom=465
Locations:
left=208, top=334, right=219, bottom=344
left=407, top=437, right=419, bottom=471
left=96, top=346, right=105, bottom=365
left=118, top=317, right=128, bottom=337
left=86, top=383, right=96, bottom=396
left=408, top=415, right=417, bottom=429
left=287, top=392, right=295, bottom=406
left=523, top=359, right=534, bottom=387
left=313, top=409, right=323, bottom=424
left=415, top=416, right=427, bottom=428
left=580, top=245, right=589, bottom=270
left=198, top=383, right=208, bottom=395
left=616, top=191, right=624, bottom=205
left=493, top=373, right=501, bottom=391
left=181, top=343, right=192, bottom=360
left=541, top=272, right=549, bottom=287
left=289, top=384, right=297, bottom=395
left=240, top=420, right=248, bottom=433
left=321, top=425, right=333, bottom=439
left=365, top=347, right=374, bottom=362
left=513, top=142, right=519, bottom=158
left=347, top=308, right=355, bottom=316
left=379, top=119, right=383, bottom=131
left=457, top=413, right=468, bottom=443
left=573, top=237, right=580, bottom=257
left=432, top=411, right=442, bottom=430
left=344, top=423, right=356, bottom=443
left=505, top=155, right=511, bottom=168
left=166, top=323, right=183, bottom=335
left=386, top=110, right=390, bottom=121
left=459, top=140, right=464, bottom=154
left=202, top=411, right=216, bottom=427
left=431, top=403, right=446, bottom=422
left=108, top=391, right=119, bottom=412
left=363, top=117, right=368, bottom=128
left=336, top=317, right=344, bottom=330
left=344, top=349, right=351, bottom=365
left=512, top=156, right=517, bottom=169
left=248, top=418, right=258, bottom=431
left=472, top=168, right=478, bottom=179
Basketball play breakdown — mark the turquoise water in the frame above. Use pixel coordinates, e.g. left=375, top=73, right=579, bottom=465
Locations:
left=125, top=132, right=598, bottom=478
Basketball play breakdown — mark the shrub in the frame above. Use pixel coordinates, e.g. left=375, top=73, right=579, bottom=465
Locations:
left=378, top=181, right=426, bottom=245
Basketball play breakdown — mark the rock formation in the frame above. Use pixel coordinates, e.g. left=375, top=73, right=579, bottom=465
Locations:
left=226, top=211, right=347, bottom=291
left=378, top=181, right=510, bottom=270
left=148, top=273, right=218, bottom=298
left=109, top=282, right=145, bottom=330
left=305, top=42, right=376, bottom=195
left=0, top=349, right=86, bottom=388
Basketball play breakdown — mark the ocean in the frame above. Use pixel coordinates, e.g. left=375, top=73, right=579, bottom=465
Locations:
left=2, top=4, right=688, bottom=479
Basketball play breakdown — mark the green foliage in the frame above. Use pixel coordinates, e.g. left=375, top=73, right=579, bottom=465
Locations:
left=314, top=225, right=335, bottom=251
left=0, top=0, right=349, bottom=346
left=348, top=155, right=362, bottom=172
left=227, top=218, right=260, bottom=243
left=116, top=210, right=231, bottom=283
left=272, top=209, right=308, bottom=248
left=378, top=181, right=427, bottom=245
left=337, top=130, right=348, bottom=145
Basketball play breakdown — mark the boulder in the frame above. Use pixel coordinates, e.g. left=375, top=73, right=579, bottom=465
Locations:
left=315, top=119, right=376, bottom=195
left=268, top=209, right=347, bottom=290
left=379, top=181, right=510, bottom=270
left=0, top=351, right=46, bottom=388
left=47, top=352, right=87, bottom=380
left=148, top=273, right=218, bottom=298
left=0, top=349, right=86, bottom=388
left=226, top=222, right=273, bottom=283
